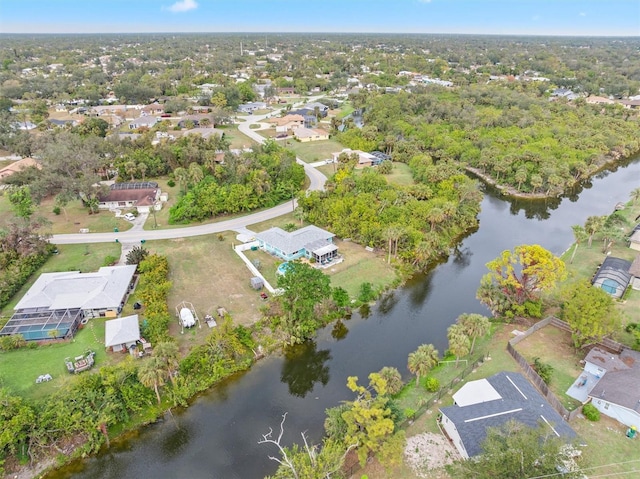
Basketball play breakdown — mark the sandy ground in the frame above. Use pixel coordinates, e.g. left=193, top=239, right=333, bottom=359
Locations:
left=404, top=433, right=459, bottom=478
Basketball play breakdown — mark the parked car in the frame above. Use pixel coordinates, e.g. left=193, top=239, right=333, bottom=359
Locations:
left=123, top=213, right=136, bottom=221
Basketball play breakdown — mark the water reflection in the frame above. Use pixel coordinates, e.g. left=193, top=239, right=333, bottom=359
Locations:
left=280, top=341, right=331, bottom=397
left=331, top=320, right=349, bottom=341
left=378, top=291, right=398, bottom=315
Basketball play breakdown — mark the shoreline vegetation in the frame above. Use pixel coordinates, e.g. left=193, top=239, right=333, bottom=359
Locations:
left=464, top=147, right=630, bottom=200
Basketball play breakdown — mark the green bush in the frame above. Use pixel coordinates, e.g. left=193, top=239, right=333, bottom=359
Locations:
left=103, top=255, right=118, bottom=266
left=52, top=206, right=61, bottom=215
left=404, top=408, right=416, bottom=420
left=532, top=357, right=554, bottom=385
left=425, top=376, right=440, bottom=392
left=582, top=403, right=601, bottom=421
left=167, top=179, right=176, bottom=187
left=358, top=282, right=376, bottom=303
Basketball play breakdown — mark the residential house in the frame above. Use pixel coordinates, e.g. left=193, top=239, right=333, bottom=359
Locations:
left=0, top=157, right=39, bottom=180
left=254, top=225, right=338, bottom=264
left=105, top=314, right=141, bottom=353
left=98, top=182, right=161, bottom=213
left=267, top=114, right=305, bottom=133
left=287, top=109, right=317, bottom=128
left=294, top=127, right=330, bottom=142
left=303, top=102, right=329, bottom=117
left=237, top=102, right=267, bottom=114
left=0, top=265, right=137, bottom=341
left=629, top=255, right=640, bottom=290
left=567, top=347, right=640, bottom=430
left=129, top=116, right=158, bottom=130
left=332, top=148, right=377, bottom=168
left=591, top=256, right=633, bottom=298
left=439, top=371, right=576, bottom=459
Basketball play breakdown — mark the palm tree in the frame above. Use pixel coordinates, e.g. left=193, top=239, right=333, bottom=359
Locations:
left=427, top=207, right=445, bottom=231
left=458, top=313, right=491, bottom=355
left=153, top=341, right=180, bottom=385
left=630, top=187, right=640, bottom=205
left=173, top=167, right=189, bottom=194
left=407, top=344, right=439, bottom=386
left=383, top=225, right=403, bottom=264
left=124, top=161, right=137, bottom=181
left=138, top=357, right=166, bottom=404
left=188, top=162, right=204, bottom=185
left=137, top=162, right=148, bottom=182
left=570, top=225, right=588, bottom=264
left=585, top=215, right=605, bottom=247
left=447, top=324, right=470, bottom=367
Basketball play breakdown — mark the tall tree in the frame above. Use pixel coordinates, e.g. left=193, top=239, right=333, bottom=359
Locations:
left=447, top=324, right=471, bottom=367
left=341, top=374, right=405, bottom=468
left=562, top=280, right=622, bottom=348
left=569, top=225, right=588, bottom=264
left=457, top=313, right=490, bottom=354
left=137, top=356, right=166, bottom=404
left=276, top=262, right=332, bottom=344
left=407, top=343, right=439, bottom=385
left=173, top=167, right=189, bottom=194
left=584, top=215, right=605, bottom=248
left=448, top=420, right=582, bottom=479
left=478, top=244, right=566, bottom=313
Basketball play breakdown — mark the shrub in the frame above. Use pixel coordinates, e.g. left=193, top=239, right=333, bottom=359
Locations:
left=583, top=403, right=600, bottom=421
left=425, top=376, right=440, bottom=392
left=625, top=323, right=639, bottom=333
left=103, top=255, right=118, bottom=266
left=167, top=179, right=176, bottom=187
left=358, top=282, right=375, bottom=303
left=52, top=206, right=61, bottom=215
left=533, top=357, right=554, bottom=385
left=404, top=408, right=416, bottom=420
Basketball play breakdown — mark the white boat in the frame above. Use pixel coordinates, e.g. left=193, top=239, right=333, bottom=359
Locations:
left=180, top=307, right=196, bottom=328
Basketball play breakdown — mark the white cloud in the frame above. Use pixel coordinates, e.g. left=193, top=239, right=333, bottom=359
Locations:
left=165, top=0, right=198, bottom=13
left=579, top=12, right=587, bottom=16
left=418, top=0, right=432, bottom=3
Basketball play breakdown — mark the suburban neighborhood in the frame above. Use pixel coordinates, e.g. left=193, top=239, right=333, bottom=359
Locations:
left=0, top=19, right=640, bottom=479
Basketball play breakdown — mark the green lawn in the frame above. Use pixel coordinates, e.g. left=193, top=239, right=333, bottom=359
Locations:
left=336, top=102, right=354, bottom=119
left=0, top=243, right=121, bottom=318
left=0, top=318, right=115, bottom=401
left=513, top=324, right=583, bottom=411
left=385, top=162, right=414, bottom=186
left=0, top=194, right=132, bottom=235
left=285, top=138, right=344, bottom=163
left=217, top=124, right=256, bottom=149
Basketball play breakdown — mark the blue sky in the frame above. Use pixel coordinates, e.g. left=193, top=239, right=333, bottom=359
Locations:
left=0, top=0, right=638, bottom=36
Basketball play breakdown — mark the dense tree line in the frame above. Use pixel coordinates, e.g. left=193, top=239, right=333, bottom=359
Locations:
left=298, top=164, right=482, bottom=270
left=169, top=142, right=305, bottom=223
left=337, top=85, right=640, bottom=197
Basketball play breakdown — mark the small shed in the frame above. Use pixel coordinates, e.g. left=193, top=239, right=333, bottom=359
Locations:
left=250, top=276, right=264, bottom=290
left=105, top=314, right=140, bottom=353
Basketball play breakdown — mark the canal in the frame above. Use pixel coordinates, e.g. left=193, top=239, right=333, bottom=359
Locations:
left=53, top=157, right=640, bottom=479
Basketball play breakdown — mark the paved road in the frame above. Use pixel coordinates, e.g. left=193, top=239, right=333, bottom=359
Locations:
left=51, top=103, right=327, bottom=245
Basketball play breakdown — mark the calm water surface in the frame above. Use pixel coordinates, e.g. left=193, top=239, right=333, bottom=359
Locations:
left=52, top=158, right=640, bottom=479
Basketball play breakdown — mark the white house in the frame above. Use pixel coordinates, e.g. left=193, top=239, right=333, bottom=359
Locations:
left=98, top=182, right=161, bottom=213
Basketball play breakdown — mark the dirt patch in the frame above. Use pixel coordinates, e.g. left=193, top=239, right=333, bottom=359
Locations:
left=404, top=433, right=458, bottom=477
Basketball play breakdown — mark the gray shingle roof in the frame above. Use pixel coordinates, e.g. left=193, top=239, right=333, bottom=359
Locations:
left=255, top=225, right=335, bottom=256
left=15, top=265, right=136, bottom=312
left=440, top=372, right=576, bottom=457
left=588, top=349, right=640, bottom=412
